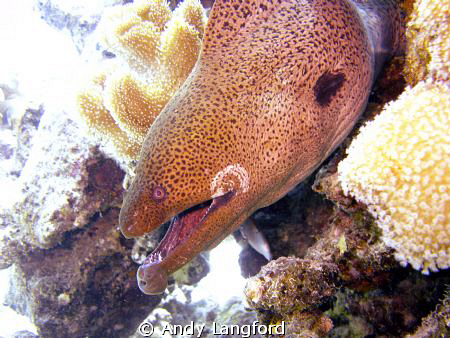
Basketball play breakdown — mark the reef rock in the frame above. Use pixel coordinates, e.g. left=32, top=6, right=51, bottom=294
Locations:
left=34, top=0, right=123, bottom=52
left=131, top=285, right=262, bottom=338
left=0, top=106, right=122, bottom=260
left=0, top=97, right=164, bottom=336
left=5, top=208, right=162, bottom=337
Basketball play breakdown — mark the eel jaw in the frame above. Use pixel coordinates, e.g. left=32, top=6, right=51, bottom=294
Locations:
left=137, top=190, right=235, bottom=295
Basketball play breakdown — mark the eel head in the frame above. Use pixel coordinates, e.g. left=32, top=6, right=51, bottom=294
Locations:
left=117, top=0, right=400, bottom=294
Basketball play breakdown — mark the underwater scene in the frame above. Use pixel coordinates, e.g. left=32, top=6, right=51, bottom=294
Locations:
left=0, top=0, right=448, bottom=337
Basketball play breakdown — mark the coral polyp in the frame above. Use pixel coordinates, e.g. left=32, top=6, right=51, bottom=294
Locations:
left=338, top=81, right=449, bottom=274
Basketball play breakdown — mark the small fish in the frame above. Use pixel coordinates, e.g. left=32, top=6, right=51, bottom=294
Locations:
left=119, top=0, right=404, bottom=294
left=240, top=218, right=272, bottom=261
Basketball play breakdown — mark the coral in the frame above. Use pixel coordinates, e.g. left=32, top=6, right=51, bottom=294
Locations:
left=245, top=257, right=339, bottom=314
left=282, top=310, right=334, bottom=337
left=244, top=165, right=448, bottom=336
left=97, top=0, right=172, bottom=71
left=105, top=72, right=171, bottom=143
left=77, top=0, right=206, bottom=160
left=338, top=81, right=449, bottom=274
left=77, top=65, right=143, bottom=159
left=404, top=0, right=449, bottom=85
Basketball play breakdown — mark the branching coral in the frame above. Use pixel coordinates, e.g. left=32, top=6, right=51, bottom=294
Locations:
left=338, top=81, right=449, bottom=274
left=97, top=0, right=172, bottom=72
left=104, top=71, right=171, bottom=143
left=77, top=0, right=206, bottom=160
left=77, top=65, right=142, bottom=158
left=404, top=0, right=449, bottom=85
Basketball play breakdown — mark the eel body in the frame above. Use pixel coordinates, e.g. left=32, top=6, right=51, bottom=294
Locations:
left=119, top=0, right=404, bottom=294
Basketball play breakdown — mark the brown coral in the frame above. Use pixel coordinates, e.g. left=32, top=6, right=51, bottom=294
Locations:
left=98, top=0, right=172, bottom=71
left=104, top=72, right=171, bottom=143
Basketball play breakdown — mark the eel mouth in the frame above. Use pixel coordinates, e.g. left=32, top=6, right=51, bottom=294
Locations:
left=144, top=190, right=235, bottom=266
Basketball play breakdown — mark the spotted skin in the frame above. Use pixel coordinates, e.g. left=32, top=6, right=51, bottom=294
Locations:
left=119, top=0, right=404, bottom=294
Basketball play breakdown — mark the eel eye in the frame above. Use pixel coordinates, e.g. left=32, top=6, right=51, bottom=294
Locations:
left=152, top=185, right=166, bottom=203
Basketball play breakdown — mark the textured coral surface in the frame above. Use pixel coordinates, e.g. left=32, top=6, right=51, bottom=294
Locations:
left=5, top=209, right=162, bottom=337
left=338, top=81, right=449, bottom=273
left=405, top=0, right=449, bottom=85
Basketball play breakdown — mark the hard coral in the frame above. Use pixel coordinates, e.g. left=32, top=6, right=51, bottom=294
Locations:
left=404, top=0, right=449, bottom=85
left=338, top=81, right=449, bottom=274
left=77, top=0, right=206, bottom=160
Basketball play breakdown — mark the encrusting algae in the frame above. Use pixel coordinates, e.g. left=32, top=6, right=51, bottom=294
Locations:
left=338, top=81, right=449, bottom=274
left=76, top=0, right=207, bottom=160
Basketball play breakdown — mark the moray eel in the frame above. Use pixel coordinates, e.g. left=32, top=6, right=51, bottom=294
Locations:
left=119, top=0, right=404, bottom=294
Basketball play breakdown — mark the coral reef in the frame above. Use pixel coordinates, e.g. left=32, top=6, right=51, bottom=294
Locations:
left=338, top=81, right=449, bottom=274
left=77, top=0, right=207, bottom=160
left=245, top=171, right=450, bottom=336
left=404, top=0, right=449, bottom=85
left=5, top=208, right=162, bottom=337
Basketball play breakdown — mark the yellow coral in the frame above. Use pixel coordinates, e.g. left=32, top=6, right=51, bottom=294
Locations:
left=159, top=17, right=202, bottom=86
left=405, top=0, right=449, bottom=85
left=98, top=0, right=172, bottom=71
left=172, top=0, right=208, bottom=37
left=77, top=0, right=206, bottom=160
left=77, top=69, right=142, bottom=158
left=134, top=0, right=172, bottom=29
left=104, top=72, right=171, bottom=143
left=338, top=81, right=449, bottom=274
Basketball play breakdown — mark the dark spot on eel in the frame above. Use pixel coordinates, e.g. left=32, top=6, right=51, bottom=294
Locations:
left=314, top=71, right=346, bottom=106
